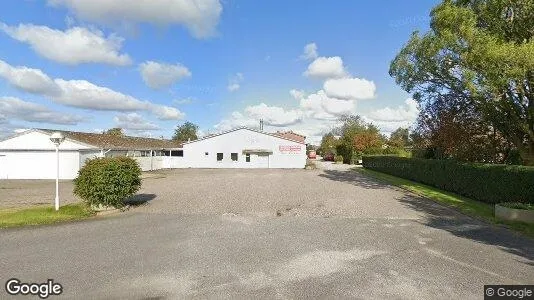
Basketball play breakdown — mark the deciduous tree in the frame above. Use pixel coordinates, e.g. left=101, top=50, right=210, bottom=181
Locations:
left=172, top=122, right=199, bottom=141
left=390, top=0, right=534, bottom=165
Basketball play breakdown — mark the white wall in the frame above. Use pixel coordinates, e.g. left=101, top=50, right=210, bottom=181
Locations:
left=132, top=156, right=164, bottom=171
left=0, top=151, right=81, bottom=179
left=79, top=150, right=101, bottom=169
left=0, top=131, right=93, bottom=150
left=182, top=129, right=306, bottom=168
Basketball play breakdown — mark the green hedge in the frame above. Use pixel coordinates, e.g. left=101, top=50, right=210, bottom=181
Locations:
left=362, top=156, right=534, bottom=204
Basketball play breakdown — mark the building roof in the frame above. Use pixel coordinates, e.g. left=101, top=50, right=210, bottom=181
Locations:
left=272, top=131, right=306, bottom=144
left=36, top=129, right=183, bottom=150
left=183, top=127, right=307, bottom=145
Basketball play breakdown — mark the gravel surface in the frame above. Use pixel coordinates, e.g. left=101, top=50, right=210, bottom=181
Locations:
left=1, top=163, right=533, bottom=299
left=0, top=180, right=78, bottom=208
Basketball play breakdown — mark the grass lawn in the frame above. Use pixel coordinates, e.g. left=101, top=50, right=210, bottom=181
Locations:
left=355, top=168, right=534, bottom=238
left=0, top=203, right=94, bottom=228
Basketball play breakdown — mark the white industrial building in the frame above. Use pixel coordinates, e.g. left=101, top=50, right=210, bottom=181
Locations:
left=0, top=127, right=306, bottom=179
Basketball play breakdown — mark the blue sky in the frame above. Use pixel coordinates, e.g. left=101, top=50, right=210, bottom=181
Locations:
left=0, top=0, right=439, bottom=143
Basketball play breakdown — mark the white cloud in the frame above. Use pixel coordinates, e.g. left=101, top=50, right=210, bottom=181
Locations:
left=321, top=97, right=356, bottom=116
left=139, top=61, right=191, bottom=89
left=53, top=79, right=147, bottom=110
left=227, top=83, right=240, bottom=92
left=0, top=97, right=85, bottom=125
left=299, top=90, right=355, bottom=119
left=215, top=103, right=303, bottom=131
left=227, top=73, right=244, bottom=92
left=48, top=0, right=223, bottom=38
left=0, top=60, right=61, bottom=96
left=149, top=105, right=185, bottom=120
left=300, top=42, right=318, bottom=60
left=214, top=111, right=260, bottom=131
left=0, top=60, right=185, bottom=120
left=323, top=77, right=376, bottom=100
left=289, top=89, right=305, bottom=100
left=368, top=98, right=419, bottom=122
left=0, top=23, right=131, bottom=66
left=245, top=103, right=302, bottom=127
left=304, top=56, right=347, bottom=79
left=363, top=98, right=419, bottom=134
left=114, top=113, right=159, bottom=130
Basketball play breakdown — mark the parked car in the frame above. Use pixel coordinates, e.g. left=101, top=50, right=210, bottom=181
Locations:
left=323, top=153, right=335, bottom=161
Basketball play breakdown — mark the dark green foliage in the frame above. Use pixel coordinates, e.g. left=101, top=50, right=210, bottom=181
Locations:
left=73, top=157, right=142, bottom=209
left=363, top=156, right=534, bottom=204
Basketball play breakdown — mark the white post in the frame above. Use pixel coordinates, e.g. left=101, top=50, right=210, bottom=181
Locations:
left=50, top=132, right=64, bottom=211
left=55, top=145, right=60, bottom=211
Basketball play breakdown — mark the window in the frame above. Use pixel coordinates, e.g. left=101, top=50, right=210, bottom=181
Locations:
left=217, top=153, right=223, bottom=161
left=171, top=150, right=184, bottom=157
left=231, top=153, right=238, bottom=161
left=163, top=151, right=171, bottom=156
left=245, top=153, right=250, bottom=162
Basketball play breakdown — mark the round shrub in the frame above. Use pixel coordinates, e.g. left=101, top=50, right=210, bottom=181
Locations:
left=73, top=157, right=142, bottom=209
left=335, top=155, right=344, bottom=163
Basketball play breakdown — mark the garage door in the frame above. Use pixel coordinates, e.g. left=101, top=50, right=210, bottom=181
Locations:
left=1, top=151, right=80, bottom=179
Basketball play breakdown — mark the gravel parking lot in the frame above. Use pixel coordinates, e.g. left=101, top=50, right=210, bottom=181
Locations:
left=1, top=163, right=533, bottom=299
left=133, top=165, right=423, bottom=221
left=0, top=179, right=78, bottom=208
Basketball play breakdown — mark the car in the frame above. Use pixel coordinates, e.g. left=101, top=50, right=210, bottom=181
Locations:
left=323, top=153, right=335, bottom=161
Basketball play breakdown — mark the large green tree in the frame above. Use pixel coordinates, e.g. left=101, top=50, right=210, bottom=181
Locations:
left=390, top=0, right=534, bottom=165
left=105, top=127, right=124, bottom=136
left=389, top=127, right=411, bottom=149
left=172, top=122, right=199, bottom=141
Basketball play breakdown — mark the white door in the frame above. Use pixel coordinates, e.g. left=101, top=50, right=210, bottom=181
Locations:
left=0, top=155, right=7, bottom=179
left=255, top=154, right=269, bottom=168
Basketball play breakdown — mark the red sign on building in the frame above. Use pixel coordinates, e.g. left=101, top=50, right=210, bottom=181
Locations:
left=279, top=145, right=302, bottom=153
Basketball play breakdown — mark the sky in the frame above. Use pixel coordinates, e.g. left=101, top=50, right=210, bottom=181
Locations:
left=0, top=0, right=439, bottom=144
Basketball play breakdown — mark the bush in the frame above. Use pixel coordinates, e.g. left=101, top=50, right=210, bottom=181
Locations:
left=335, top=155, right=344, bottom=163
left=362, top=156, right=534, bottom=204
left=74, top=157, right=142, bottom=209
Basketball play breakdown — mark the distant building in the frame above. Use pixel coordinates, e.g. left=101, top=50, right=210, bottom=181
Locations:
left=0, top=127, right=306, bottom=179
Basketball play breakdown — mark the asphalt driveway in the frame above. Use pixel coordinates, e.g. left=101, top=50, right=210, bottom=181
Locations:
left=1, top=164, right=533, bottom=299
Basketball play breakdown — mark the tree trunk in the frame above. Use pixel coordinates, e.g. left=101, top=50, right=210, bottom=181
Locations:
left=519, top=143, right=534, bottom=166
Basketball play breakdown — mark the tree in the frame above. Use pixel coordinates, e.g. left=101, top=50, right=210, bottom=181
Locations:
left=414, top=93, right=515, bottom=162
left=390, top=0, right=534, bottom=165
left=172, top=122, right=199, bottom=141
left=389, top=128, right=411, bottom=148
left=352, top=124, right=385, bottom=155
left=319, top=133, right=339, bottom=155
left=105, top=128, right=124, bottom=136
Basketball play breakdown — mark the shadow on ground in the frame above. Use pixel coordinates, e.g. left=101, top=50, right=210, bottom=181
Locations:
left=318, top=169, right=389, bottom=190
left=398, top=195, right=534, bottom=265
left=125, top=194, right=157, bottom=207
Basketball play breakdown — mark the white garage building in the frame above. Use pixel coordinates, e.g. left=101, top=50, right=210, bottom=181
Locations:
left=0, top=127, right=306, bottom=179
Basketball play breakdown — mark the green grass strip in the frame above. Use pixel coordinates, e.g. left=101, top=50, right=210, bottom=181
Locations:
left=0, top=203, right=94, bottom=228
left=355, top=168, right=534, bottom=238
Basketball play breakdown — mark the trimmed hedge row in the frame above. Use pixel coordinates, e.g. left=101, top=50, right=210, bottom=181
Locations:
left=362, top=156, right=534, bottom=204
